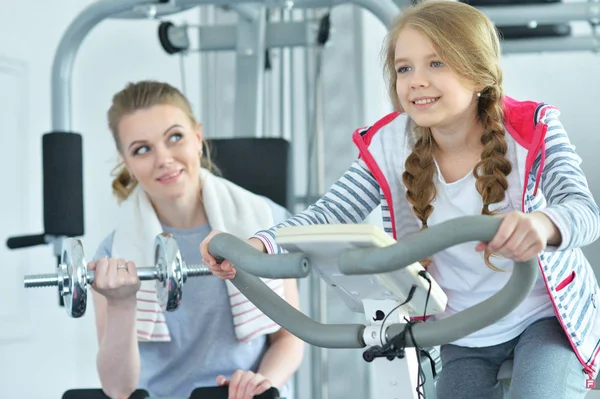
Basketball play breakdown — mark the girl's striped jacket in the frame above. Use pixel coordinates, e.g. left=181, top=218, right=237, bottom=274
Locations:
left=255, top=96, right=600, bottom=379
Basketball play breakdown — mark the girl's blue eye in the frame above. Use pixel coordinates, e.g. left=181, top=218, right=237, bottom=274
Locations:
left=431, top=61, right=444, bottom=68
left=397, top=66, right=411, bottom=74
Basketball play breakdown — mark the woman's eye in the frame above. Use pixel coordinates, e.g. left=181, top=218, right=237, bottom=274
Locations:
left=133, top=146, right=149, bottom=156
left=169, top=133, right=183, bottom=142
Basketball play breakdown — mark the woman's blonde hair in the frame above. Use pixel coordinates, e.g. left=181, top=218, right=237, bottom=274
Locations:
left=107, top=80, right=219, bottom=202
left=383, top=0, right=511, bottom=270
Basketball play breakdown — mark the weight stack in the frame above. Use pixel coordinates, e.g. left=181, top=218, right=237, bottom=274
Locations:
left=42, top=132, right=84, bottom=238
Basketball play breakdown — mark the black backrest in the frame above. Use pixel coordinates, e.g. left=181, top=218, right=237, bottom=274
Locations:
left=62, top=387, right=280, bottom=398
left=206, top=138, right=292, bottom=210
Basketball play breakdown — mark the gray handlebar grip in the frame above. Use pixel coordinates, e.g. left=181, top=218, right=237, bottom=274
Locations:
left=208, top=233, right=311, bottom=279
left=338, top=215, right=503, bottom=275
left=230, top=268, right=365, bottom=348
left=386, top=256, right=538, bottom=347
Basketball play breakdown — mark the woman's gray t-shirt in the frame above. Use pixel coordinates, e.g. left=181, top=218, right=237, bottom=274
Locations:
left=93, top=198, right=293, bottom=398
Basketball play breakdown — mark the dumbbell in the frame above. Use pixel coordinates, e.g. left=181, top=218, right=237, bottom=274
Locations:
left=23, top=232, right=211, bottom=318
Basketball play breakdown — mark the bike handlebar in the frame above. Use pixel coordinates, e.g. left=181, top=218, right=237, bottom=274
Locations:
left=207, top=215, right=539, bottom=348
left=208, top=235, right=311, bottom=279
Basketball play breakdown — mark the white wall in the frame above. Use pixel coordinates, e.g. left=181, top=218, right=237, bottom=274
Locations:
left=0, top=1, right=202, bottom=397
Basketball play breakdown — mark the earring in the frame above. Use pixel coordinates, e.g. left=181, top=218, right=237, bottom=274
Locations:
left=476, top=92, right=481, bottom=98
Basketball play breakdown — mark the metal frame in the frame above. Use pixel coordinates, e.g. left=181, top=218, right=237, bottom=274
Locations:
left=50, top=0, right=600, bottom=133
left=478, top=2, right=600, bottom=26
left=166, top=21, right=317, bottom=51
left=232, top=5, right=267, bottom=137
left=50, top=0, right=400, bottom=133
left=502, top=35, right=600, bottom=54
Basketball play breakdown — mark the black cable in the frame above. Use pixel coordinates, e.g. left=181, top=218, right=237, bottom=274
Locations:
left=379, top=285, right=417, bottom=346
left=419, top=349, right=438, bottom=379
left=366, top=270, right=434, bottom=398
left=406, top=321, right=427, bottom=399
left=419, top=270, right=433, bottom=320
left=413, top=269, right=434, bottom=398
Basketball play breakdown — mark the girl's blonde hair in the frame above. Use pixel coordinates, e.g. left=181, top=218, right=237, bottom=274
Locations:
left=107, top=80, right=218, bottom=202
left=383, top=1, right=511, bottom=270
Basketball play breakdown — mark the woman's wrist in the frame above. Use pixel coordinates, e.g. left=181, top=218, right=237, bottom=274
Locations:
left=106, top=295, right=137, bottom=311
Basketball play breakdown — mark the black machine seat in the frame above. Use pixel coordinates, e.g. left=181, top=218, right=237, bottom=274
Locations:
left=62, top=386, right=281, bottom=399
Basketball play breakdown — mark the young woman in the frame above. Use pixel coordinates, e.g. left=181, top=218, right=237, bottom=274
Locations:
left=88, top=80, right=303, bottom=399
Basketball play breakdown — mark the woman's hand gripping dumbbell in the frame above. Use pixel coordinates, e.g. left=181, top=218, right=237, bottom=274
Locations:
left=23, top=232, right=211, bottom=318
left=87, top=257, right=141, bottom=307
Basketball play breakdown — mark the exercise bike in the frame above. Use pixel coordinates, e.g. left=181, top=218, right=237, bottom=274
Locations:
left=208, top=215, right=537, bottom=399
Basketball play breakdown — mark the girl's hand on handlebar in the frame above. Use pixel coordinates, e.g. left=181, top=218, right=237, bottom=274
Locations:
left=199, top=231, right=267, bottom=280
left=475, top=211, right=550, bottom=262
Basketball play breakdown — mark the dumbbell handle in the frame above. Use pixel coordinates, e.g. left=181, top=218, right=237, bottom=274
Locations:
left=24, top=264, right=210, bottom=288
left=24, top=273, right=61, bottom=288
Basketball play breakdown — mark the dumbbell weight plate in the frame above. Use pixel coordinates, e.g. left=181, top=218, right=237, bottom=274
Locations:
left=61, top=238, right=88, bottom=318
left=154, top=232, right=185, bottom=312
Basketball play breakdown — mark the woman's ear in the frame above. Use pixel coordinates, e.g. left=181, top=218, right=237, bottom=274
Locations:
left=119, top=155, right=136, bottom=182
left=124, top=166, right=136, bottom=182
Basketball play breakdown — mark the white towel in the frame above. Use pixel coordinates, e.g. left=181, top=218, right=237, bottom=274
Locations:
left=112, top=168, right=284, bottom=342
